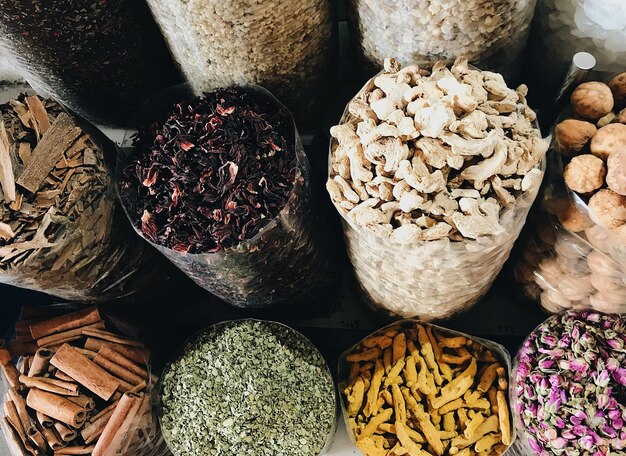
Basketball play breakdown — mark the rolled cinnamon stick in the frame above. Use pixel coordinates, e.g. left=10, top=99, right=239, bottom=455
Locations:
left=53, top=422, right=77, bottom=442
left=84, top=339, right=149, bottom=365
left=26, top=424, right=47, bottom=451
left=20, top=375, right=80, bottom=396
left=36, top=410, right=54, bottom=428
left=81, top=329, right=143, bottom=348
left=8, top=387, right=32, bottom=431
left=26, top=389, right=87, bottom=428
left=17, top=356, right=29, bottom=375
left=50, top=344, right=120, bottom=401
left=37, top=322, right=105, bottom=348
left=29, top=348, right=53, bottom=377
left=92, top=393, right=140, bottom=456
left=93, top=355, right=144, bottom=386
left=3, top=400, right=30, bottom=452
left=54, top=445, right=96, bottom=455
left=81, top=408, right=113, bottom=444
left=102, top=393, right=144, bottom=456
left=1, top=417, right=30, bottom=456
left=40, top=424, right=64, bottom=450
left=54, top=370, right=75, bottom=382
left=0, top=348, right=20, bottom=388
left=97, top=346, right=148, bottom=380
left=29, top=307, right=101, bottom=340
left=89, top=401, right=119, bottom=424
left=67, top=394, right=95, bottom=411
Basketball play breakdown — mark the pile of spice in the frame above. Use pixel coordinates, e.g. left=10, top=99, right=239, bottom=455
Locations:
left=0, top=306, right=164, bottom=456
left=0, top=94, right=156, bottom=302
left=159, top=320, right=337, bottom=456
left=341, top=322, right=513, bottom=456
left=119, top=86, right=334, bottom=307
left=512, top=311, right=626, bottom=455
left=0, top=0, right=180, bottom=126
left=327, top=57, right=547, bottom=319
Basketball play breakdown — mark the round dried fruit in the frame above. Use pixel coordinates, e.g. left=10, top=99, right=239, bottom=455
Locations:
left=570, top=81, right=614, bottom=121
left=563, top=154, right=606, bottom=194
left=555, top=119, right=597, bottom=157
left=608, top=72, right=626, bottom=110
left=606, top=149, right=626, bottom=196
left=588, top=188, right=626, bottom=229
left=590, top=123, right=626, bottom=161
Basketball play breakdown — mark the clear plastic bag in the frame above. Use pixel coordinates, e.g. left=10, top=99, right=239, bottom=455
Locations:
left=144, top=0, right=334, bottom=127
left=347, top=0, right=536, bottom=80
left=116, top=84, right=336, bottom=309
left=156, top=319, right=338, bottom=456
left=0, top=304, right=169, bottom=456
left=0, top=93, right=170, bottom=303
left=509, top=311, right=626, bottom=455
left=0, top=0, right=181, bottom=127
left=338, top=319, right=516, bottom=455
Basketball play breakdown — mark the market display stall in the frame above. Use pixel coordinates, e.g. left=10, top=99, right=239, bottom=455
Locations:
left=0, top=1, right=624, bottom=456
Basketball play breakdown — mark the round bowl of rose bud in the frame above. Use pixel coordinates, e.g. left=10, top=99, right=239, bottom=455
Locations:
left=511, top=311, right=626, bottom=455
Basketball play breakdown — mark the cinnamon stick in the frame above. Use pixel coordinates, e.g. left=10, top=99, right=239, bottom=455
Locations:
left=0, top=348, right=20, bottom=388
left=36, top=411, right=54, bottom=428
left=26, top=424, right=47, bottom=451
left=81, top=329, right=143, bottom=348
left=93, top=355, right=144, bottom=386
left=26, top=389, right=86, bottom=428
left=1, top=417, right=29, bottom=456
left=29, top=307, right=101, bottom=340
left=37, top=321, right=105, bottom=348
left=40, top=424, right=64, bottom=450
left=53, top=422, right=76, bottom=443
left=66, top=394, right=95, bottom=411
left=89, top=401, right=119, bottom=424
left=54, top=370, right=75, bottom=383
left=54, top=445, right=96, bottom=455
left=17, top=356, right=29, bottom=375
left=8, top=387, right=32, bottom=431
left=92, top=392, right=142, bottom=456
left=3, top=400, right=30, bottom=453
left=50, top=344, right=120, bottom=401
left=81, top=408, right=113, bottom=444
left=84, top=339, right=149, bottom=365
left=20, top=376, right=79, bottom=396
left=27, top=348, right=54, bottom=377
left=97, top=346, right=148, bottom=380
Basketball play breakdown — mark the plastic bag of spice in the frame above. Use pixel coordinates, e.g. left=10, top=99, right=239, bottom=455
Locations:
left=156, top=319, right=337, bottom=456
left=0, top=304, right=169, bottom=456
left=117, top=84, right=336, bottom=309
left=513, top=74, right=626, bottom=314
left=510, top=311, right=626, bottom=456
left=0, top=0, right=181, bottom=127
left=327, top=58, right=548, bottom=320
left=0, top=93, right=169, bottom=303
left=338, top=319, right=516, bottom=456
left=347, top=0, right=536, bottom=81
left=143, top=0, right=334, bottom=127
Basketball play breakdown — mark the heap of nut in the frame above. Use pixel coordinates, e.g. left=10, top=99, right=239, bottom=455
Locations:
left=342, top=322, right=512, bottom=456
left=327, top=57, right=547, bottom=242
left=555, top=73, right=626, bottom=236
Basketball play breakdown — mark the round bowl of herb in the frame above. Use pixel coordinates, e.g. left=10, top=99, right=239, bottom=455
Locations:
left=156, top=319, right=338, bottom=456
left=116, top=83, right=337, bottom=309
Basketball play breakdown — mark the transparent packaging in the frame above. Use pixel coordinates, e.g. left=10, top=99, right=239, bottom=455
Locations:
left=338, top=319, right=516, bottom=455
left=0, top=94, right=169, bottom=303
left=0, top=304, right=168, bottom=456
left=0, top=0, right=181, bottom=126
left=156, top=319, right=338, bottom=456
left=144, top=0, right=334, bottom=127
left=347, top=0, right=536, bottom=80
left=117, top=84, right=336, bottom=309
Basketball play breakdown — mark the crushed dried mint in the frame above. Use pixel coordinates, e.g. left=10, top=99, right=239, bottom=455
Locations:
left=159, top=320, right=337, bottom=456
left=512, top=311, right=626, bottom=455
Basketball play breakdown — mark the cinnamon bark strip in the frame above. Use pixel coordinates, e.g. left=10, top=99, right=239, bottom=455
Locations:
left=1, top=417, right=30, bottom=456
left=26, top=424, right=47, bottom=451
left=20, top=375, right=79, bottom=396
left=55, top=445, right=96, bottom=455
left=40, top=425, right=64, bottom=450
left=89, top=401, right=119, bottom=424
left=17, top=356, right=29, bottom=375
left=84, top=338, right=149, bottom=365
left=93, top=354, right=144, bottom=386
left=54, top=370, right=75, bottom=382
left=97, top=346, right=149, bottom=380
left=29, top=307, right=101, bottom=340
left=36, top=411, right=54, bottom=428
left=102, top=393, right=144, bottom=456
left=0, top=348, right=21, bottom=388
left=73, top=348, right=98, bottom=359
left=92, top=393, right=140, bottom=456
left=66, top=394, right=95, bottom=411
left=37, top=322, right=105, bottom=347
left=81, top=408, right=113, bottom=444
left=26, top=389, right=87, bottom=428
left=50, top=344, right=120, bottom=401
left=53, top=422, right=77, bottom=442
left=3, top=400, right=31, bottom=453
left=8, top=387, right=32, bottom=431
left=81, top=329, right=143, bottom=348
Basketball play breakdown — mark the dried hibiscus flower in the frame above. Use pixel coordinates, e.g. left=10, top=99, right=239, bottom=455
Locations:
left=118, top=87, right=298, bottom=253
